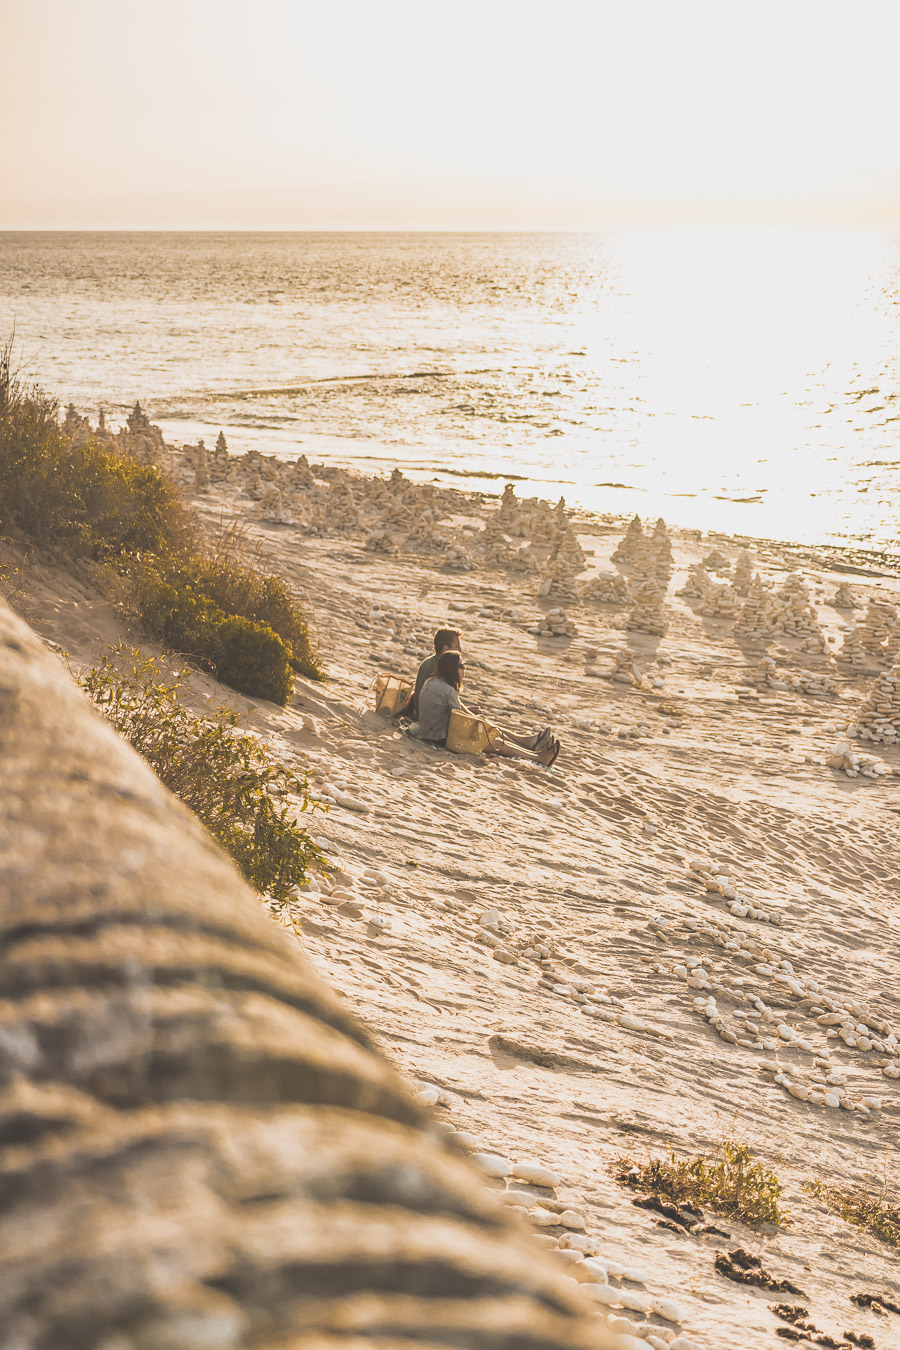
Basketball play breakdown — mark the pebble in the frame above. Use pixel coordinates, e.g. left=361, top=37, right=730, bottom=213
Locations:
left=583, top=1283, right=620, bottom=1306
left=511, top=1159, right=561, bottom=1187
left=557, top=1208, right=587, bottom=1230
left=650, top=1297, right=682, bottom=1323
left=581, top=1258, right=609, bottom=1283
left=471, top=1152, right=509, bottom=1177
left=479, top=907, right=502, bottom=930
left=499, top=1189, right=534, bottom=1206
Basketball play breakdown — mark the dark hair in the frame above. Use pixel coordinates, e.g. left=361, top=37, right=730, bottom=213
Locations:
left=433, top=627, right=461, bottom=655
left=435, top=651, right=464, bottom=690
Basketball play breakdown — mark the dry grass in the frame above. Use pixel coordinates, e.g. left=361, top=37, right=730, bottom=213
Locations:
left=807, top=1176, right=900, bottom=1249
left=617, top=1139, right=787, bottom=1228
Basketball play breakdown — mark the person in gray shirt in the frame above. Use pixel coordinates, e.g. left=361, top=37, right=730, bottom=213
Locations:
left=416, top=652, right=559, bottom=765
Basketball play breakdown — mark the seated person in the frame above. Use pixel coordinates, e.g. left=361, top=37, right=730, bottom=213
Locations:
left=410, top=626, right=461, bottom=719
left=417, top=652, right=560, bottom=766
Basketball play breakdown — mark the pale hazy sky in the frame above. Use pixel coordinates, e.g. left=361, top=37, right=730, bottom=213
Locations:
left=3, top=0, right=900, bottom=229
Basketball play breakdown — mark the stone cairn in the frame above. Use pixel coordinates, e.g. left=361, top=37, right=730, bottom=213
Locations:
left=858, top=597, right=898, bottom=659
left=733, top=550, right=753, bottom=594
left=768, top=575, right=826, bottom=651
left=480, top=512, right=518, bottom=569
left=836, top=626, right=869, bottom=672
left=677, top=562, right=713, bottom=603
left=854, top=663, right=900, bottom=744
left=583, top=645, right=602, bottom=677
left=626, top=579, right=666, bottom=635
left=832, top=582, right=857, bottom=610
left=733, top=575, right=774, bottom=643
left=531, top=607, right=576, bottom=639
left=579, top=571, right=630, bottom=605
left=611, top=513, right=645, bottom=565
left=609, top=649, right=642, bottom=685
left=496, top=483, right=530, bottom=537
left=702, top=547, right=731, bottom=573
left=537, top=554, right=579, bottom=602
left=614, top=516, right=672, bottom=587
left=210, top=431, right=230, bottom=482
left=699, top=581, right=740, bottom=621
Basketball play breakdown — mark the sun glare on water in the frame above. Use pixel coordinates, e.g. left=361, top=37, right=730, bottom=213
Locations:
left=563, top=227, right=897, bottom=544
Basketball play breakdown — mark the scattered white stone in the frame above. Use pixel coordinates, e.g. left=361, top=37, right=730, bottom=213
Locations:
left=471, top=1152, right=509, bottom=1178
left=511, top=1159, right=561, bottom=1188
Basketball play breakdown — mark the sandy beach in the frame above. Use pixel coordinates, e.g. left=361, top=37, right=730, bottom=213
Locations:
left=4, top=420, right=900, bottom=1350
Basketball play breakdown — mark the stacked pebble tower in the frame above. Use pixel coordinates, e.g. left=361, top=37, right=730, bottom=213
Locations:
left=854, top=663, right=900, bottom=743
left=626, top=579, right=667, bottom=636
left=858, top=597, right=898, bottom=658
left=612, top=514, right=645, bottom=565
left=733, top=575, right=774, bottom=643
left=831, top=582, right=857, bottom=610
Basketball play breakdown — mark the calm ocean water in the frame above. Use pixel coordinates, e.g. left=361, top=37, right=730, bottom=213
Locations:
left=2, top=229, right=899, bottom=548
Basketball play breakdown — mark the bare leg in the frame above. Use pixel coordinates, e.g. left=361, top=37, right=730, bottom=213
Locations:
left=503, top=730, right=541, bottom=750
left=490, top=732, right=558, bottom=765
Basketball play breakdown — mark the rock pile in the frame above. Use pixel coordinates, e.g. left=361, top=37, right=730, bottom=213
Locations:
left=702, top=548, right=730, bottom=573
left=733, top=575, right=774, bottom=643
left=609, top=650, right=642, bottom=686
left=744, top=656, right=835, bottom=697
left=836, top=627, right=869, bottom=671
left=858, top=597, right=898, bottom=658
left=831, top=583, right=857, bottom=610
left=579, top=571, right=630, bottom=606
left=677, top=563, right=712, bottom=603
left=825, top=740, right=892, bottom=779
left=531, top=608, right=576, bottom=638
left=768, top=575, right=826, bottom=651
left=854, top=664, right=900, bottom=743
left=626, top=579, right=666, bottom=635
left=699, top=582, right=740, bottom=621
left=732, top=550, right=753, bottom=594
left=611, top=514, right=645, bottom=565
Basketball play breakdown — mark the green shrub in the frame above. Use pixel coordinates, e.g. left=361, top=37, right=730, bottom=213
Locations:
left=617, top=1139, right=787, bottom=1227
left=0, top=337, right=324, bottom=697
left=214, top=613, right=293, bottom=705
left=81, top=646, right=326, bottom=899
left=159, top=534, right=323, bottom=680
left=131, top=570, right=294, bottom=705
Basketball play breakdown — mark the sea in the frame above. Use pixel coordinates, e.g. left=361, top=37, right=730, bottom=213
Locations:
left=2, top=228, right=899, bottom=550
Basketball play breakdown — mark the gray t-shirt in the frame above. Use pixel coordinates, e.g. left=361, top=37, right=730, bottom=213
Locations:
left=416, top=676, right=461, bottom=742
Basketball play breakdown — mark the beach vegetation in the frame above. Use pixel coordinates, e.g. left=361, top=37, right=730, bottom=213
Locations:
left=81, top=646, right=326, bottom=898
left=0, top=338, right=322, bottom=701
left=807, top=1176, right=900, bottom=1249
left=617, top=1138, right=787, bottom=1227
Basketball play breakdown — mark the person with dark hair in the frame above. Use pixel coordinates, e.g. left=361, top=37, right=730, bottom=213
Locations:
left=417, top=651, right=560, bottom=766
left=409, top=627, right=462, bottom=719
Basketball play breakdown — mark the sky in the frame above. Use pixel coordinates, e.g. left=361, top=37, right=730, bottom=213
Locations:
left=3, top=0, right=900, bottom=229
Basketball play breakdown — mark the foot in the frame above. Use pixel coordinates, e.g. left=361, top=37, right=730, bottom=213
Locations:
left=537, top=737, right=560, bottom=767
left=532, top=727, right=552, bottom=751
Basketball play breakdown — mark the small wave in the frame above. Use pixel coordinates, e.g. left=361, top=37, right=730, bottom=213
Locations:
left=594, top=481, right=637, bottom=490
left=429, top=467, right=529, bottom=481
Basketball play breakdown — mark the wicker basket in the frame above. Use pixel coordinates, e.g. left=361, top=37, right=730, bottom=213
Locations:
left=446, top=709, right=501, bottom=755
left=373, top=673, right=412, bottom=717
